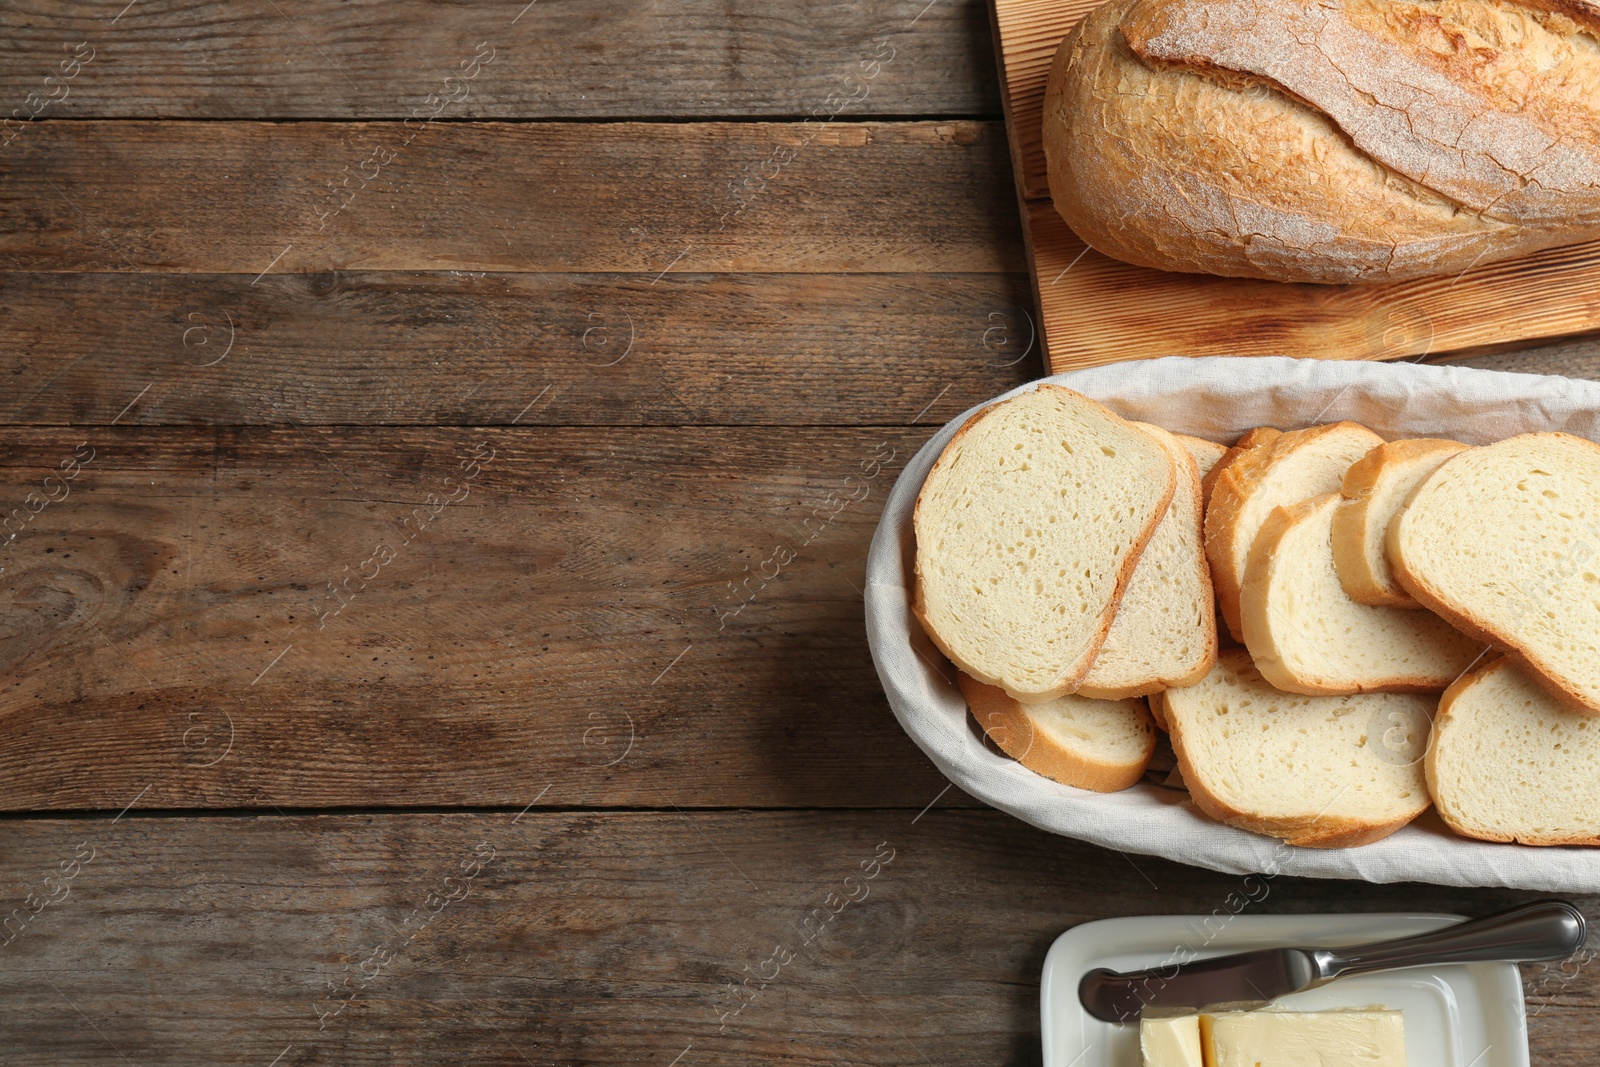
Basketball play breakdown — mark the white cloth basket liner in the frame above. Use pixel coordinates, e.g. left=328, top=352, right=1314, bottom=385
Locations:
left=865, top=356, right=1600, bottom=890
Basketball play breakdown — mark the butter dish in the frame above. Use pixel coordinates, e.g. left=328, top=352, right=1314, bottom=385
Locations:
left=1041, top=912, right=1529, bottom=1067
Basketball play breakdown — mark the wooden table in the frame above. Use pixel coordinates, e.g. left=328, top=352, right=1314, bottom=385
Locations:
left=1, top=2, right=1598, bottom=1063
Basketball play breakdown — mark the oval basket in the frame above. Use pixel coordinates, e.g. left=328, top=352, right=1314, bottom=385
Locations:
left=865, top=356, right=1600, bottom=891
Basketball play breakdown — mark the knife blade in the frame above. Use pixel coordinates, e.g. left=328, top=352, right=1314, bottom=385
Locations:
left=1078, top=900, right=1586, bottom=1023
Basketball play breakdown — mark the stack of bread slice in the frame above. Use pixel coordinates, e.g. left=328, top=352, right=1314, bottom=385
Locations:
left=915, top=386, right=1218, bottom=792
left=1396, top=434, right=1600, bottom=845
left=914, top=387, right=1600, bottom=849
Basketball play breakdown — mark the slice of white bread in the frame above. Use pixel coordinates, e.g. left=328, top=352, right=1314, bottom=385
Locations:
left=1203, top=428, right=1280, bottom=653
left=1333, top=438, right=1468, bottom=608
left=1163, top=649, right=1434, bottom=847
left=1148, top=688, right=1170, bottom=731
left=1176, top=433, right=1227, bottom=484
left=1428, top=656, right=1600, bottom=845
left=1389, top=432, right=1600, bottom=713
left=914, top=385, right=1177, bottom=703
left=1078, top=423, right=1217, bottom=699
left=959, top=671, right=1155, bottom=792
left=1207, top=422, right=1385, bottom=641
left=1241, top=493, right=1481, bottom=694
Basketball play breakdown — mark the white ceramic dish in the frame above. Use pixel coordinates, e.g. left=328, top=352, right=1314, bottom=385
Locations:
left=1041, top=912, right=1528, bottom=1067
left=865, top=356, right=1600, bottom=889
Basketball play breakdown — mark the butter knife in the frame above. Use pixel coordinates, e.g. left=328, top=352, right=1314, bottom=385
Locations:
left=1079, top=900, right=1586, bottom=1022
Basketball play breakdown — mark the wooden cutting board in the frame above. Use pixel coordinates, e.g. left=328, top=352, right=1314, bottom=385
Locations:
left=990, top=0, right=1600, bottom=373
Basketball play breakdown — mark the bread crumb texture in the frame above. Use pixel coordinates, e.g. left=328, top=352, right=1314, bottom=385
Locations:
left=1027, top=693, right=1155, bottom=763
left=1392, top=433, right=1600, bottom=711
left=1079, top=423, right=1216, bottom=697
left=915, top=386, right=1173, bottom=701
left=1166, top=649, right=1432, bottom=845
left=1209, top=422, right=1383, bottom=640
left=1245, top=492, right=1480, bottom=693
left=1429, top=657, right=1600, bottom=844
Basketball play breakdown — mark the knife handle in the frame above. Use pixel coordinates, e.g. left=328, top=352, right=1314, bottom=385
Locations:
left=1318, top=901, right=1586, bottom=981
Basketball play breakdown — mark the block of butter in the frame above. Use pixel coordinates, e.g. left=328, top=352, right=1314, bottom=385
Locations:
left=1141, top=1008, right=1405, bottom=1067
left=1139, top=1011, right=1204, bottom=1067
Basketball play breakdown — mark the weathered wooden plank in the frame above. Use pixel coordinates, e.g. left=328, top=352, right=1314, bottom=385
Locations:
left=0, top=425, right=989, bottom=811
left=0, top=120, right=1024, bottom=274
left=7, top=352, right=1600, bottom=810
left=0, top=271, right=1039, bottom=426
left=0, top=811, right=1591, bottom=1065
left=991, top=0, right=1095, bottom=203
left=0, top=0, right=998, bottom=120
left=1431, top=334, right=1600, bottom=380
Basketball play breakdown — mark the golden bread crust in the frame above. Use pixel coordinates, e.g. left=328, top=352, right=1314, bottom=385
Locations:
left=1333, top=438, right=1469, bottom=608
left=959, top=673, right=1155, bottom=792
left=1044, top=0, right=1600, bottom=283
left=1206, top=422, right=1381, bottom=641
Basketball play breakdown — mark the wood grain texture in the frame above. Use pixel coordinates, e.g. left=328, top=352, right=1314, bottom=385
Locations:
left=1431, top=334, right=1600, bottom=379
left=0, top=0, right=999, bottom=119
left=0, top=120, right=1024, bottom=275
left=0, top=270, right=1038, bottom=426
left=990, top=0, right=1600, bottom=369
left=0, top=425, right=987, bottom=811
left=3, top=1, right=1598, bottom=1060
left=990, top=0, right=1097, bottom=203
left=1028, top=204, right=1600, bottom=367
left=0, top=810, right=1594, bottom=1066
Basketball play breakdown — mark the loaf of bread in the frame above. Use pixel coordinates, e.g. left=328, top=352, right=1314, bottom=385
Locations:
left=1164, top=649, right=1434, bottom=847
left=1389, top=433, right=1600, bottom=713
left=960, top=672, right=1156, bottom=791
left=1043, top=0, right=1600, bottom=284
left=914, top=385, right=1176, bottom=703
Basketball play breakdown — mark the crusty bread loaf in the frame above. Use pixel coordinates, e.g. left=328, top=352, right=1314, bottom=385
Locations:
left=1241, top=493, right=1481, bottom=693
left=1078, top=423, right=1217, bottom=699
left=1428, top=656, right=1600, bottom=845
left=1043, top=0, right=1600, bottom=284
left=960, top=672, right=1156, bottom=791
left=1333, top=438, right=1469, bottom=607
left=1164, top=649, right=1434, bottom=847
left=1389, top=432, right=1600, bottom=713
left=914, top=385, right=1176, bottom=703
left=1207, top=422, right=1384, bottom=641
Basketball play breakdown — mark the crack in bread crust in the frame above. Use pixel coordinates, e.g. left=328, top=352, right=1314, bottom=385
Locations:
left=1122, top=0, right=1600, bottom=224
left=1044, top=0, right=1600, bottom=282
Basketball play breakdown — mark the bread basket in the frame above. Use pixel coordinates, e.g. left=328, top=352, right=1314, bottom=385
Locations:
left=865, top=356, right=1600, bottom=890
